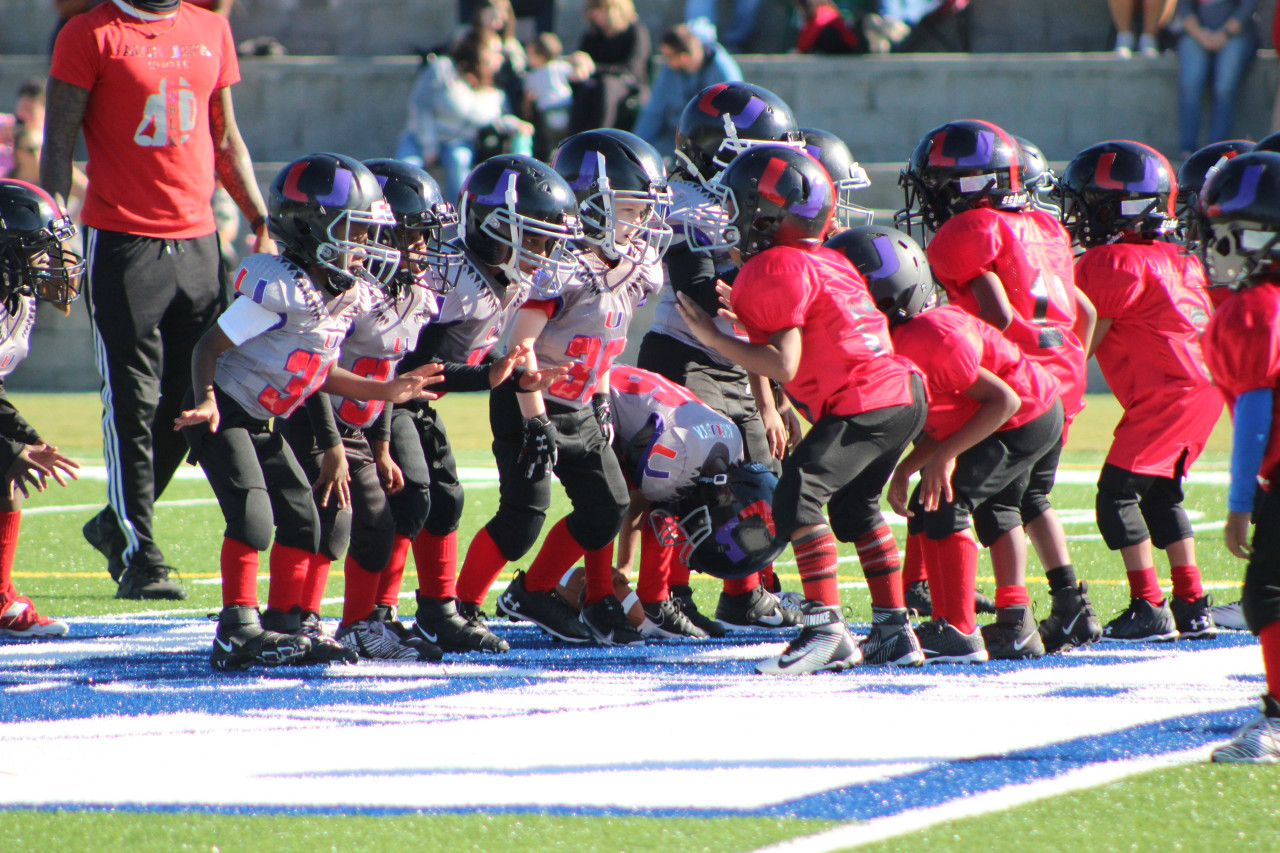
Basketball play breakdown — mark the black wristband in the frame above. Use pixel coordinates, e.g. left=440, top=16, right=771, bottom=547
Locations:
left=250, top=215, right=267, bottom=233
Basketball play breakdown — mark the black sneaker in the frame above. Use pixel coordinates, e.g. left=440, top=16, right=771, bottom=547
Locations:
left=904, top=580, right=932, bottom=618
left=755, top=601, right=861, bottom=675
left=336, top=618, right=421, bottom=661
left=413, top=593, right=509, bottom=653
left=981, top=604, right=1045, bottom=659
left=497, top=571, right=591, bottom=643
left=372, top=604, right=444, bottom=660
left=580, top=595, right=645, bottom=646
left=715, top=586, right=801, bottom=631
left=858, top=607, right=924, bottom=666
left=1171, top=594, right=1218, bottom=640
left=262, top=606, right=358, bottom=664
left=1038, top=581, right=1103, bottom=653
left=1102, top=597, right=1178, bottom=642
left=974, top=588, right=997, bottom=615
left=210, top=605, right=310, bottom=671
left=116, top=563, right=186, bottom=600
left=670, top=585, right=726, bottom=638
left=917, top=619, right=989, bottom=664
left=640, top=596, right=709, bottom=639
left=82, top=508, right=126, bottom=582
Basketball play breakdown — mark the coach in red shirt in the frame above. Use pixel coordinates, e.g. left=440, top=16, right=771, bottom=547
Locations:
left=42, top=0, right=275, bottom=600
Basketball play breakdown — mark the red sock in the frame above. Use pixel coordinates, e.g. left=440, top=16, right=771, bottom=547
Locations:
left=583, top=541, right=615, bottom=606
left=377, top=534, right=411, bottom=608
left=901, top=531, right=925, bottom=585
left=668, top=553, right=691, bottom=589
left=856, top=523, right=904, bottom=609
left=220, top=537, right=259, bottom=608
left=525, top=517, right=584, bottom=593
left=266, top=543, right=311, bottom=612
left=994, top=585, right=1031, bottom=609
left=637, top=525, right=672, bottom=604
left=413, top=530, right=458, bottom=599
left=341, top=554, right=382, bottom=626
left=301, top=552, right=331, bottom=614
left=759, top=563, right=777, bottom=590
left=0, top=511, right=20, bottom=597
left=1126, top=567, right=1163, bottom=604
left=794, top=529, right=839, bottom=606
left=1260, top=621, right=1280, bottom=701
left=456, top=526, right=507, bottom=606
left=1170, top=564, right=1205, bottom=602
left=927, top=532, right=978, bottom=634
left=723, top=573, right=759, bottom=596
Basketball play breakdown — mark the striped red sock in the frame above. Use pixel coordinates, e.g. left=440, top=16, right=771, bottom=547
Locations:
left=637, top=525, right=672, bottom=605
left=583, top=542, right=616, bottom=607
left=1126, top=567, right=1163, bottom=604
left=1170, top=564, right=1204, bottom=602
left=994, top=585, right=1031, bottom=609
left=723, top=573, right=759, bottom=596
left=455, top=526, right=507, bottom=606
left=1261, top=621, right=1280, bottom=700
left=301, top=551, right=331, bottom=614
left=794, top=528, right=839, bottom=606
left=413, top=530, right=458, bottom=599
left=266, top=543, right=311, bottom=612
left=525, top=517, right=584, bottom=593
left=856, top=523, right=903, bottom=609
left=901, top=531, right=926, bottom=585
left=341, top=554, right=381, bottom=626
left=377, top=534, right=411, bottom=608
left=220, top=537, right=259, bottom=608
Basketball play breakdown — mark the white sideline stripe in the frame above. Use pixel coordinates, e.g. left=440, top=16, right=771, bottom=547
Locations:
left=751, top=746, right=1210, bottom=853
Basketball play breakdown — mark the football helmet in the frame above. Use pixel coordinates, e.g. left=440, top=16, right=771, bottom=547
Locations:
left=1014, top=135, right=1060, bottom=216
left=650, top=461, right=785, bottom=580
left=268, top=152, right=400, bottom=292
left=674, top=82, right=802, bottom=188
left=713, top=145, right=835, bottom=260
left=1175, top=140, right=1253, bottom=247
left=896, top=119, right=1027, bottom=238
left=800, top=127, right=874, bottom=228
left=1252, top=132, right=1280, bottom=154
left=0, top=179, right=84, bottom=308
left=457, top=154, right=583, bottom=298
left=1196, top=150, right=1280, bottom=287
left=363, top=158, right=461, bottom=295
left=551, top=129, right=672, bottom=265
left=1056, top=140, right=1176, bottom=248
left=825, top=225, right=935, bottom=328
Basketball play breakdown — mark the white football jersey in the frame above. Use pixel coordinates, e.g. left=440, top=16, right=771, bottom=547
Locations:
left=215, top=253, right=370, bottom=422
left=428, top=243, right=531, bottom=365
left=608, top=365, right=742, bottom=503
left=0, top=294, right=36, bottom=382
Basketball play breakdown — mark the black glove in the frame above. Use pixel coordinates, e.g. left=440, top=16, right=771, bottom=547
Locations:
left=517, top=413, right=558, bottom=479
left=592, top=393, right=614, bottom=446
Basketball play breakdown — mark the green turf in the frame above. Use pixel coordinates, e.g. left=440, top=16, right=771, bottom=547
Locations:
left=3, top=391, right=1271, bottom=853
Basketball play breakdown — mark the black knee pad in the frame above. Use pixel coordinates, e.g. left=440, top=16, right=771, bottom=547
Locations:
left=389, top=482, right=431, bottom=539
left=271, top=488, right=322, bottom=553
left=565, top=498, right=629, bottom=553
left=486, top=507, right=548, bottom=562
left=317, top=505, right=353, bottom=562
left=225, top=487, right=275, bottom=552
left=348, top=523, right=395, bottom=574
left=1095, top=480, right=1148, bottom=551
left=1242, top=579, right=1280, bottom=635
left=829, top=503, right=884, bottom=543
left=1140, top=481, right=1194, bottom=549
left=424, top=480, right=465, bottom=536
left=972, top=502, right=1023, bottom=548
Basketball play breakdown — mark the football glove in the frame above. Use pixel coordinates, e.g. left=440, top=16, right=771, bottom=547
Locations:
left=517, top=413, right=558, bottom=479
left=592, top=393, right=614, bottom=446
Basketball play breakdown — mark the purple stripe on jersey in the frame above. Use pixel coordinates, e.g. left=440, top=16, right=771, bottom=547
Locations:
left=1219, top=165, right=1264, bottom=213
left=638, top=413, right=669, bottom=483
left=791, top=177, right=828, bottom=218
left=955, top=131, right=995, bottom=168
left=316, top=168, right=354, bottom=207
left=728, top=97, right=766, bottom=131
left=866, top=235, right=902, bottom=280
left=251, top=277, right=269, bottom=304
left=266, top=313, right=287, bottom=333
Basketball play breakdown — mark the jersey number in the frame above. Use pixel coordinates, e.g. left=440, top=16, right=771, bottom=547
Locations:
left=258, top=349, right=326, bottom=417
left=336, top=356, right=392, bottom=426
left=1029, top=271, right=1068, bottom=349
left=547, top=336, right=626, bottom=403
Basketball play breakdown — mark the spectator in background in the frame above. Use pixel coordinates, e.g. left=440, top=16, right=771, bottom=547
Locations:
left=630, top=24, right=742, bottom=155
left=1174, top=0, right=1259, bottom=158
left=1108, top=0, right=1176, bottom=57
left=459, top=0, right=555, bottom=36
left=522, top=33, right=578, bottom=160
left=569, top=0, right=651, bottom=134
left=397, top=29, right=533, bottom=199
left=795, top=0, right=866, bottom=54
left=685, top=0, right=764, bottom=53
left=0, top=79, right=46, bottom=179
left=462, top=0, right=529, bottom=111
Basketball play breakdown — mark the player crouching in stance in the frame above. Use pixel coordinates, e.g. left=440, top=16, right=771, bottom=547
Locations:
left=677, top=146, right=928, bottom=674
left=1196, top=151, right=1280, bottom=762
left=175, top=154, right=441, bottom=671
left=833, top=226, right=1064, bottom=662
left=1058, top=141, right=1223, bottom=643
left=0, top=180, right=82, bottom=639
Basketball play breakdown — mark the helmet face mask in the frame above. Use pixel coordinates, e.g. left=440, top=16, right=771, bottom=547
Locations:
left=801, top=128, right=874, bottom=229
left=1175, top=140, right=1253, bottom=250
left=1196, top=151, right=1280, bottom=288
left=1014, top=136, right=1060, bottom=217
left=712, top=145, right=834, bottom=260
left=0, top=179, right=85, bottom=309
left=1055, top=140, right=1176, bottom=249
left=363, top=158, right=461, bottom=296
left=675, top=82, right=804, bottom=189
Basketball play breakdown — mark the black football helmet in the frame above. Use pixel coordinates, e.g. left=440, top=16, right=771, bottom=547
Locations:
left=268, top=152, right=400, bottom=292
left=896, top=119, right=1028, bottom=239
left=551, top=129, right=672, bottom=266
left=674, top=82, right=802, bottom=188
left=825, top=225, right=935, bottom=328
left=457, top=154, right=583, bottom=298
left=0, top=179, right=84, bottom=308
left=1196, top=150, right=1280, bottom=287
left=712, top=145, right=835, bottom=260
left=1175, top=140, right=1254, bottom=248
left=650, top=461, right=785, bottom=580
left=1252, top=132, right=1280, bottom=154
left=1014, top=135, right=1060, bottom=216
left=800, top=127, right=873, bottom=228
left=1056, top=140, right=1176, bottom=248
left=363, top=158, right=461, bottom=295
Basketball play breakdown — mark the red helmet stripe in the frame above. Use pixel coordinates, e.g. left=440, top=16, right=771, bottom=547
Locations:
left=281, top=161, right=311, bottom=202
left=697, top=84, right=730, bottom=116
left=757, top=157, right=789, bottom=207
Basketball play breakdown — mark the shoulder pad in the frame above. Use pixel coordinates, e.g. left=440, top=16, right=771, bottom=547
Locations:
left=232, top=254, right=313, bottom=314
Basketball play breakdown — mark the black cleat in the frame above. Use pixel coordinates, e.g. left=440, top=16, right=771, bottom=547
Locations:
left=210, top=605, right=310, bottom=671
left=917, top=619, right=989, bottom=664
left=580, top=595, right=645, bottom=645
left=497, top=571, right=591, bottom=643
left=262, top=606, right=358, bottom=664
left=755, top=601, right=861, bottom=675
left=1171, top=594, right=1218, bottom=640
left=371, top=603, right=444, bottom=659
left=715, top=586, right=801, bottom=631
left=414, top=593, right=509, bottom=653
left=858, top=607, right=924, bottom=666
left=116, top=563, right=186, bottom=601
left=640, top=596, right=709, bottom=639
left=981, top=604, right=1045, bottom=659
left=1038, top=581, right=1103, bottom=653
left=670, top=585, right=726, bottom=638
left=1102, top=597, right=1179, bottom=642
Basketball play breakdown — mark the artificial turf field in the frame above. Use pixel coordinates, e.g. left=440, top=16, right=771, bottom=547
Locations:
left=2, top=391, right=1279, bottom=853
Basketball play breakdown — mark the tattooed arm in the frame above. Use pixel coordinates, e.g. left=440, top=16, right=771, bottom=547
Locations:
left=39, top=78, right=90, bottom=211
left=209, top=86, right=277, bottom=254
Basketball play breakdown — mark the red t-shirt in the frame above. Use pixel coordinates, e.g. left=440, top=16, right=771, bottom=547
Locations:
left=1202, top=279, right=1280, bottom=490
left=1075, top=239, right=1223, bottom=475
left=928, top=207, right=1087, bottom=429
left=890, top=304, right=1058, bottom=442
left=730, top=245, right=920, bottom=422
left=50, top=3, right=239, bottom=238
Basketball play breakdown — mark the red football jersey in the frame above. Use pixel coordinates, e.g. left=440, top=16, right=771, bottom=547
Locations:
left=730, top=245, right=920, bottom=422
left=1076, top=240, right=1222, bottom=476
left=50, top=3, right=239, bottom=238
left=928, top=207, right=1087, bottom=428
left=1202, top=279, right=1280, bottom=490
left=890, top=305, right=1059, bottom=442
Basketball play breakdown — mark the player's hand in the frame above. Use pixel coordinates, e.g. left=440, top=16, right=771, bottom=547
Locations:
left=252, top=230, right=279, bottom=256
left=780, top=405, right=803, bottom=452
left=674, top=292, right=720, bottom=346
left=24, top=444, right=79, bottom=488
left=375, top=451, right=404, bottom=495
left=489, top=343, right=529, bottom=388
left=1224, top=510, right=1253, bottom=559
left=389, top=363, right=445, bottom=403
left=517, top=363, right=569, bottom=393
left=316, top=444, right=351, bottom=509
left=5, top=446, right=54, bottom=499
left=714, top=280, right=738, bottom=320
left=761, top=405, right=787, bottom=459
left=887, top=468, right=914, bottom=517
left=174, top=397, right=220, bottom=433
left=920, top=455, right=956, bottom=512
left=592, top=393, right=615, bottom=446
left=517, top=413, right=558, bottom=480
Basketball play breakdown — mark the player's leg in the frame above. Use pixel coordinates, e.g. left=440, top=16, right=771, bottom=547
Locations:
left=0, top=433, right=66, bottom=638
left=1095, top=463, right=1178, bottom=642
left=1142, top=462, right=1216, bottom=638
